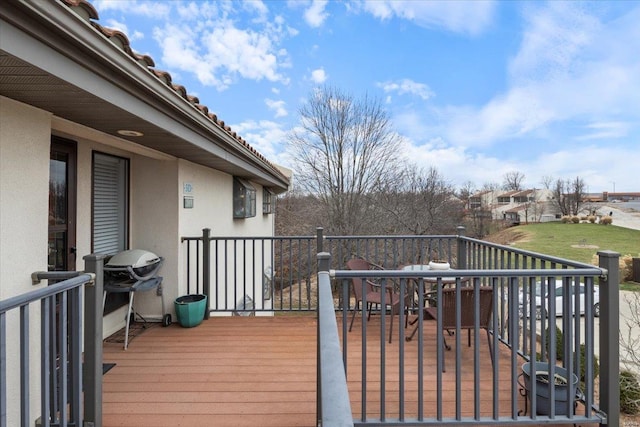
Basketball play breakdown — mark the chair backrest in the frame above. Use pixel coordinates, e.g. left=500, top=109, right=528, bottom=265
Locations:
left=346, top=258, right=371, bottom=271
left=438, top=287, right=493, bottom=329
left=346, top=258, right=376, bottom=300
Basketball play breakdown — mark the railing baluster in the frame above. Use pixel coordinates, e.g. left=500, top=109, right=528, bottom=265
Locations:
left=19, top=306, right=29, bottom=427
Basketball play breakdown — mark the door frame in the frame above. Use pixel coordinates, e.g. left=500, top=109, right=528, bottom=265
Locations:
left=49, top=135, right=77, bottom=271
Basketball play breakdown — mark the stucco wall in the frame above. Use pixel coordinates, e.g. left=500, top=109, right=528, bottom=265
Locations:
left=0, top=96, right=51, bottom=426
left=177, top=159, right=276, bottom=314
left=129, top=155, right=179, bottom=321
left=64, top=128, right=180, bottom=335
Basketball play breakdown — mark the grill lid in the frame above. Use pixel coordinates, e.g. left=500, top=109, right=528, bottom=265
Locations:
left=106, top=249, right=160, bottom=268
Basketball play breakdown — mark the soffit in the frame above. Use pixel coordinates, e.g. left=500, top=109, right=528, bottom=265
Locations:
left=0, top=0, right=289, bottom=192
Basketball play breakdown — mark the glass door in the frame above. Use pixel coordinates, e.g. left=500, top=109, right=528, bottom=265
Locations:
left=49, top=138, right=77, bottom=271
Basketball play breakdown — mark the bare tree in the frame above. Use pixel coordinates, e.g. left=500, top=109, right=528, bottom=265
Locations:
left=287, top=86, right=404, bottom=235
left=502, top=171, right=525, bottom=191
left=274, top=189, right=322, bottom=236
left=482, top=182, right=500, bottom=192
left=552, top=176, right=588, bottom=216
left=457, top=181, right=476, bottom=210
left=375, top=166, right=462, bottom=235
left=621, top=292, right=640, bottom=373
left=540, top=175, right=554, bottom=190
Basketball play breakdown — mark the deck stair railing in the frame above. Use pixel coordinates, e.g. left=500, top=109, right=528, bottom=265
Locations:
left=0, top=254, right=105, bottom=427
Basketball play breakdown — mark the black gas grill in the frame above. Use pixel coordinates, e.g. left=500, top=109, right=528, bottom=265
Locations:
left=103, top=249, right=171, bottom=349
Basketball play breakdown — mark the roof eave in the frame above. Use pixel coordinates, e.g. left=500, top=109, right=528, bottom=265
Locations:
left=1, top=0, right=289, bottom=192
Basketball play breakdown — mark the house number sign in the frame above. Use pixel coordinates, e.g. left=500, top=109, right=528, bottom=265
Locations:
left=183, top=182, right=194, bottom=208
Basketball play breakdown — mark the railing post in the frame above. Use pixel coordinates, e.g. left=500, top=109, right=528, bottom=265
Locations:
left=316, top=252, right=353, bottom=426
left=316, top=252, right=329, bottom=425
left=202, top=228, right=211, bottom=320
left=598, top=250, right=619, bottom=427
left=456, top=226, right=467, bottom=269
left=83, top=254, right=106, bottom=427
left=316, top=227, right=324, bottom=254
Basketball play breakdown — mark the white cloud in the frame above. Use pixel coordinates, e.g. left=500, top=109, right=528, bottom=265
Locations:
left=155, top=17, right=291, bottom=90
left=359, top=0, right=496, bottom=36
left=265, top=98, right=288, bottom=118
left=509, top=2, right=600, bottom=85
left=444, top=86, right=554, bottom=146
left=231, top=120, right=289, bottom=163
left=377, top=79, right=434, bottom=101
left=304, top=0, right=329, bottom=27
left=243, top=0, right=269, bottom=19
left=576, top=122, right=631, bottom=141
left=154, top=24, right=221, bottom=86
left=398, top=134, right=640, bottom=192
left=103, top=19, right=129, bottom=34
left=433, top=3, right=640, bottom=148
left=310, top=68, right=328, bottom=84
left=94, top=0, right=170, bottom=18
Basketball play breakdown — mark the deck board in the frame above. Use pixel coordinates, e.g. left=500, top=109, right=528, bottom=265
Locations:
left=103, top=316, right=318, bottom=427
left=102, top=315, right=596, bottom=427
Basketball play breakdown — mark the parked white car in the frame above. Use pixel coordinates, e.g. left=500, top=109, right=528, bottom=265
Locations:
left=519, top=281, right=600, bottom=319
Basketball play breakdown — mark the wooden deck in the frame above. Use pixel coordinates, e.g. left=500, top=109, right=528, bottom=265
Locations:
left=102, top=314, right=596, bottom=427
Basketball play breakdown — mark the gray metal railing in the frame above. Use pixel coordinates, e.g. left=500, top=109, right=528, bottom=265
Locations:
left=182, top=229, right=318, bottom=313
left=323, top=250, right=618, bottom=426
left=0, top=254, right=105, bottom=427
left=181, top=227, right=619, bottom=425
left=317, top=253, right=353, bottom=426
left=182, top=228, right=459, bottom=314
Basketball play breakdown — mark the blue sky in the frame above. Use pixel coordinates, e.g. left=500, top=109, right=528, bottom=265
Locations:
left=94, top=0, right=640, bottom=193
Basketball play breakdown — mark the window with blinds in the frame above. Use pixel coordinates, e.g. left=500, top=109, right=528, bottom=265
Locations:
left=92, top=152, right=129, bottom=255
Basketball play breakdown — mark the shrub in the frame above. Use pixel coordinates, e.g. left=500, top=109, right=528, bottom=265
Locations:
left=587, top=215, right=596, bottom=223
left=579, top=215, right=588, bottom=221
left=575, top=343, right=599, bottom=386
left=545, top=325, right=564, bottom=362
left=600, top=215, right=613, bottom=225
left=620, top=370, right=640, bottom=414
left=561, top=215, right=572, bottom=223
left=590, top=253, right=636, bottom=281
left=571, top=216, right=580, bottom=224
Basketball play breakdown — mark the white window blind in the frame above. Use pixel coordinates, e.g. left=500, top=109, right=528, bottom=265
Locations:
left=93, top=153, right=128, bottom=255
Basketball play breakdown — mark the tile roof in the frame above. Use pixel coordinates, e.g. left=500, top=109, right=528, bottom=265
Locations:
left=61, top=0, right=286, bottom=183
left=513, top=189, right=534, bottom=197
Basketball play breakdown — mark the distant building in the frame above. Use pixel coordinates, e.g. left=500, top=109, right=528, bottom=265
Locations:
left=467, top=188, right=557, bottom=224
left=602, top=192, right=640, bottom=202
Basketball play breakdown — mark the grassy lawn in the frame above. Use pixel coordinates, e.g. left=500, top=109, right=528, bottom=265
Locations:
left=488, top=222, right=640, bottom=291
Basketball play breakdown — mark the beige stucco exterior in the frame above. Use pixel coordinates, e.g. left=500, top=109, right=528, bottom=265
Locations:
left=0, top=95, right=52, bottom=427
left=1, top=95, right=278, bottom=423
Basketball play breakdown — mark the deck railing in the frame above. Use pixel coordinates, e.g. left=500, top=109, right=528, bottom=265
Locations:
left=320, top=249, right=619, bottom=425
left=0, top=254, right=105, bottom=427
left=182, top=227, right=619, bottom=425
left=181, top=228, right=459, bottom=314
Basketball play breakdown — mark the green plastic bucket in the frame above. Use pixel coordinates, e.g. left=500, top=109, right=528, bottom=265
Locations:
left=174, top=294, right=207, bottom=328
